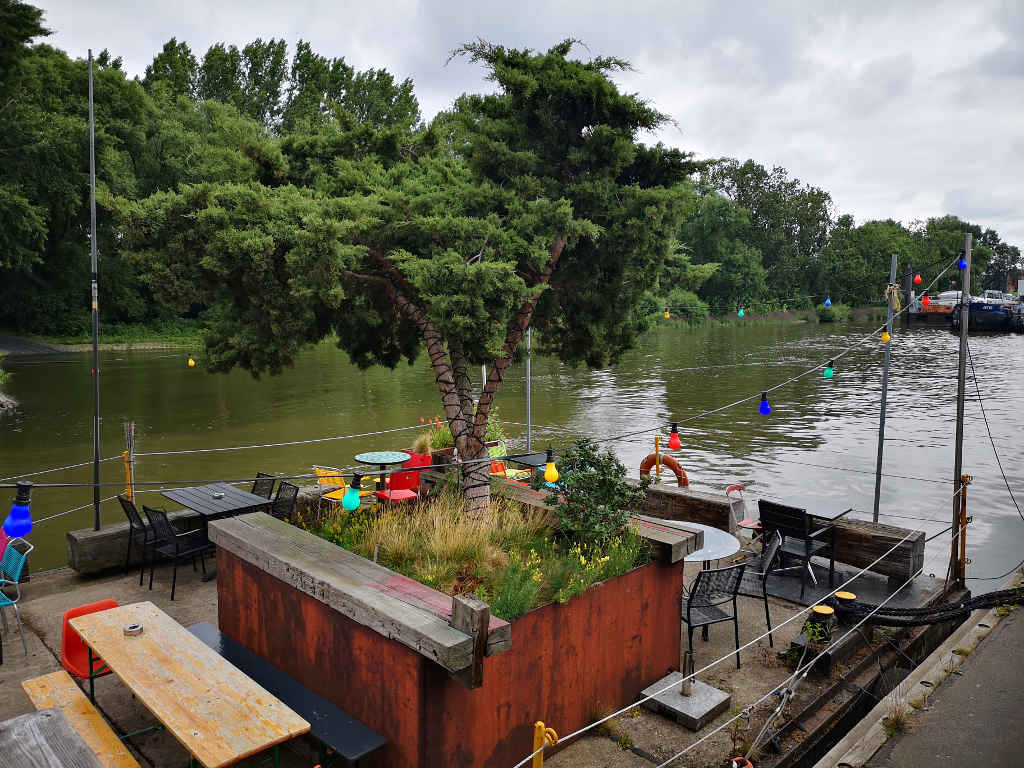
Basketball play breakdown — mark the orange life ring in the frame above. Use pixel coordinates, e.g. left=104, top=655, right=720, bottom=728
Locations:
left=640, top=454, right=689, bottom=487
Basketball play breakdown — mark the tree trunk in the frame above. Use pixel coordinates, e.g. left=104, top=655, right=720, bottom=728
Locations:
left=459, top=439, right=492, bottom=518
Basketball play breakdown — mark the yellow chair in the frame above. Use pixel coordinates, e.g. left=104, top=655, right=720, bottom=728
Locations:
left=313, top=466, right=370, bottom=510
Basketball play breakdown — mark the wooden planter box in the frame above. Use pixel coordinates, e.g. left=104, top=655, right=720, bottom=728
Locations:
left=210, top=513, right=686, bottom=767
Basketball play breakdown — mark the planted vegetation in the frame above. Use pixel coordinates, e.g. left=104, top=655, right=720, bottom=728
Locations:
left=304, top=437, right=653, bottom=621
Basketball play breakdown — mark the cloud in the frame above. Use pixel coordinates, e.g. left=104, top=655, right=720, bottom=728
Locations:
left=37, top=0, right=1024, bottom=245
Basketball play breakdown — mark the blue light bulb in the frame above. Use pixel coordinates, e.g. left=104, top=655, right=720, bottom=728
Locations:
left=957, top=258, right=967, bottom=270
left=3, top=482, right=33, bottom=538
left=824, top=297, right=832, bottom=307
left=342, top=474, right=362, bottom=511
left=758, top=392, right=771, bottom=416
left=738, top=308, right=745, bottom=318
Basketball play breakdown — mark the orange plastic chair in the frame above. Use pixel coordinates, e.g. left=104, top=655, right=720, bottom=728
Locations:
left=375, top=452, right=432, bottom=503
left=61, top=599, right=118, bottom=701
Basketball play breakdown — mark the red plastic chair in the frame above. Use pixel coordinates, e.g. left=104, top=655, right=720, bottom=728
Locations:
left=61, top=599, right=118, bottom=701
left=375, top=452, right=432, bottom=503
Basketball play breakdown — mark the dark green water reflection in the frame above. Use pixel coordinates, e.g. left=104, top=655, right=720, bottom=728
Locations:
left=2, top=322, right=1022, bottom=577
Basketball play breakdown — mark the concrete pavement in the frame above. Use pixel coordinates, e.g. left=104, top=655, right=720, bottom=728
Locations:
left=866, top=608, right=1024, bottom=768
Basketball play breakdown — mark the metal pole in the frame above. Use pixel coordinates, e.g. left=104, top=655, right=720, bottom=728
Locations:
left=872, top=253, right=898, bottom=522
left=88, top=50, right=101, bottom=531
left=525, top=328, right=532, bottom=452
left=952, top=233, right=972, bottom=587
left=903, top=268, right=912, bottom=329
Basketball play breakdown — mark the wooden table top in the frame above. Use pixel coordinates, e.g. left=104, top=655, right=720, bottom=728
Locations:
left=161, top=483, right=270, bottom=518
left=0, top=709, right=103, bottom=768
left=69, top=602, right=309, bottom=768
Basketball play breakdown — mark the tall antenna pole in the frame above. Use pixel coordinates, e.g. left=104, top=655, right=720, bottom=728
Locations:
left=88, top=50, right=101, bottom=531
left=525, top=328, right=532, bottom=451
left=872, top=253, right=898, bottom=522
left=951, top=233, right=972, bottom=587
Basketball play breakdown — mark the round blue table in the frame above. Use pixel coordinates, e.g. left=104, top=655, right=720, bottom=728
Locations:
left=354, top=450, right=411, bottom=492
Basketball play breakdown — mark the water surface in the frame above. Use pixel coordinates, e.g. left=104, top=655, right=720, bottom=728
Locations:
left=2, top=322, right=1022, bottom=578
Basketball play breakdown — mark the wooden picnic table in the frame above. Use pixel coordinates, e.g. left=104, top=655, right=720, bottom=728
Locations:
left=69, top=602, right=309, bottom=768
left=0, top=709, right=103, bottom=768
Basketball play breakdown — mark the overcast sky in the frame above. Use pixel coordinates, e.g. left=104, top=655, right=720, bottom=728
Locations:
left=37, top=0, right=1023, bottom=246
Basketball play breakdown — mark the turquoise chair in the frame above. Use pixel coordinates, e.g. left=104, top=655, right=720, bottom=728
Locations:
left=0, top=537, right=33, bottom=655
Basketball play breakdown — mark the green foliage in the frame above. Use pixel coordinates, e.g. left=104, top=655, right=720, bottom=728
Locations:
left=0, top=369, right=11, bottom=389
left=546, top=438, right=650, bottom=546
left=553, top=533, right=647, bottom=604
left=802, top=618, right=831, bottom=648
left=816, top=302, right=851, bottom=322
left=488, top=548, right=543, bottom=621
left=663, top=288, right=709, bottom=321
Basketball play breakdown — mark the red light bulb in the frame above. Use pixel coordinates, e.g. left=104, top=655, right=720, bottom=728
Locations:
left=922, top=296, right=931, bottom=307
left=913, top=273, right=922, bottom=285
left=668, top=423, right=681, bottom=450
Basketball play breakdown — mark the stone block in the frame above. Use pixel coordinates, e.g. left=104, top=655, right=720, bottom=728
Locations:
left=65, top=507, right=201, bottom=575
left=641, top=671, right=731, bottom=731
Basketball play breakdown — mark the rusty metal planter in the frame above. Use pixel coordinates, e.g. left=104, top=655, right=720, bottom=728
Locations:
left=216, top=544, right=684, bottom=767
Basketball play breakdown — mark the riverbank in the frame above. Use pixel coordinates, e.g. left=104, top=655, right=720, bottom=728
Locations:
left=654, top=305, right=888, bottom=328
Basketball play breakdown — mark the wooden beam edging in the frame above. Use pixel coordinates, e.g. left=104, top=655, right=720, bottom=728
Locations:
left=208, top=513, right=510, bottom=674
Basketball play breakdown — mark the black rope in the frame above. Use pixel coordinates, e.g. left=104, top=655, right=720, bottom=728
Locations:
left=833, top=587, right=1024, bottom=627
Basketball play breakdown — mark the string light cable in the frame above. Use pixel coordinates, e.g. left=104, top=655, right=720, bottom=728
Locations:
left=590, top=256, right=960, bottom=449
left=507, top=479, right=967, bottom=766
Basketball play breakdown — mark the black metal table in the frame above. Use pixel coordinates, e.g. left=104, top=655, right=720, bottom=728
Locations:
left=161, top=482, right=271, bottom=581
left=506, top=452, right=548, bottom=470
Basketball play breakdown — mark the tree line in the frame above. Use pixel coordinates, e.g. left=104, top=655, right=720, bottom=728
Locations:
left=0, top=1, right=1019, bottom=340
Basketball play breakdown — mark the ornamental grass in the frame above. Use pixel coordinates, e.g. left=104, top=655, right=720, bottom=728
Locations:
left=308, top=489, right=650, bottom=621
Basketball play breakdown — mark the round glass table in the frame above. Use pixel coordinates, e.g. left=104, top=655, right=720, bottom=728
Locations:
left=354, top=450, right=411, bottom=491
left=658, top=520, right=741, bottom=569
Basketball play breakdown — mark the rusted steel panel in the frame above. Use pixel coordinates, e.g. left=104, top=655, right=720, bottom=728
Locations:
left=218, top=550, right=684, bottom=767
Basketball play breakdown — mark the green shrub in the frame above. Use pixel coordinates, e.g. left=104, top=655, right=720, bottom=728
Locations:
left=546, top=438, right=650, bottom=546
left=817, top=303, right=852, bottom=323
left=428, top=405, right=506, bottom=451
left=664, top=288, right=709, bottom=322
left=0, top=369, right=10, bottom=389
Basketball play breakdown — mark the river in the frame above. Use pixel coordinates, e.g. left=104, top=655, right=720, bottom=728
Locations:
left=2, top=321, right=1022, bottom=579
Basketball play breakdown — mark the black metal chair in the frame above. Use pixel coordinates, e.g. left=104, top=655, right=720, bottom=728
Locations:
left=270, top=482, right=299, bottom=523
left=251, top=472, right=277, bottom=499
left=143, top=505, right=211, bottom=601
left=681, top=562, right=746, bottom=669
left=737, top=531, right=803, bottom=647
left=117, top=494, right=153, bottom=586
left=758, top=499, right=837, bottom=599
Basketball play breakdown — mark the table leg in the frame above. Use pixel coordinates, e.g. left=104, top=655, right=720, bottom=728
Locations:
left=88, top=646, right=95, bottom=703
left=202, top=515, right=217, bottom=582
left=377, top=463, right=387, bottom=492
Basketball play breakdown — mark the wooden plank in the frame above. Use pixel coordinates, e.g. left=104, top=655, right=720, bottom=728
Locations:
left=69, top=602, right=309, bottom=768
left=22, top=671, right=141, bottom=768
left=451, top=595, right=489, bottom=689
left=628, top=515, right=702, bottom=562
left=820, top=516, right=925, bottom=580
left=0, top=709, right=103, bottom=768
left=209, top=514, right=478, bottom=672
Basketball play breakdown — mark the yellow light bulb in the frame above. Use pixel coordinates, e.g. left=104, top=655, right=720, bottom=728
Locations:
left=543, top=448, right=559, bottom=483
left=664, top=310, right=670, bottom=319
left=881, top=331, right=891, bottom=343
left=187, top=357, right=196, bottom=368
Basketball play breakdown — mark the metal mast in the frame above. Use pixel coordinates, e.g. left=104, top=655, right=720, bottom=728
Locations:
left=88, top=50, right=101, bottom=531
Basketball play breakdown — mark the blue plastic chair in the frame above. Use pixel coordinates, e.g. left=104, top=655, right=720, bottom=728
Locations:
left=0, top=537, right=33, bottom=655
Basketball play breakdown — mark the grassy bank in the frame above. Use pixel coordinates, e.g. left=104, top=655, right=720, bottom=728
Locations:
left=30, top=318, right=204, bottom=347
left=655, top=304, right=888, bottom=328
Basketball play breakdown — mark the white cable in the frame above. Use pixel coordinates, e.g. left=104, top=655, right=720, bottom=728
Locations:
left=0, top=455, right=122, bottom=484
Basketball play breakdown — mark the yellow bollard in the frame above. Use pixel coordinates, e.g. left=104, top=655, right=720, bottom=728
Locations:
left=532, top=721, right=558, bottom=767
left=123, top=450, right=133, bottom=500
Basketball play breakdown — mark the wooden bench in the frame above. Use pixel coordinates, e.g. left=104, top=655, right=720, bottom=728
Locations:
left=21, top=670, right=140, bottom=768
left=187, top=622, right=386, bottom=765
